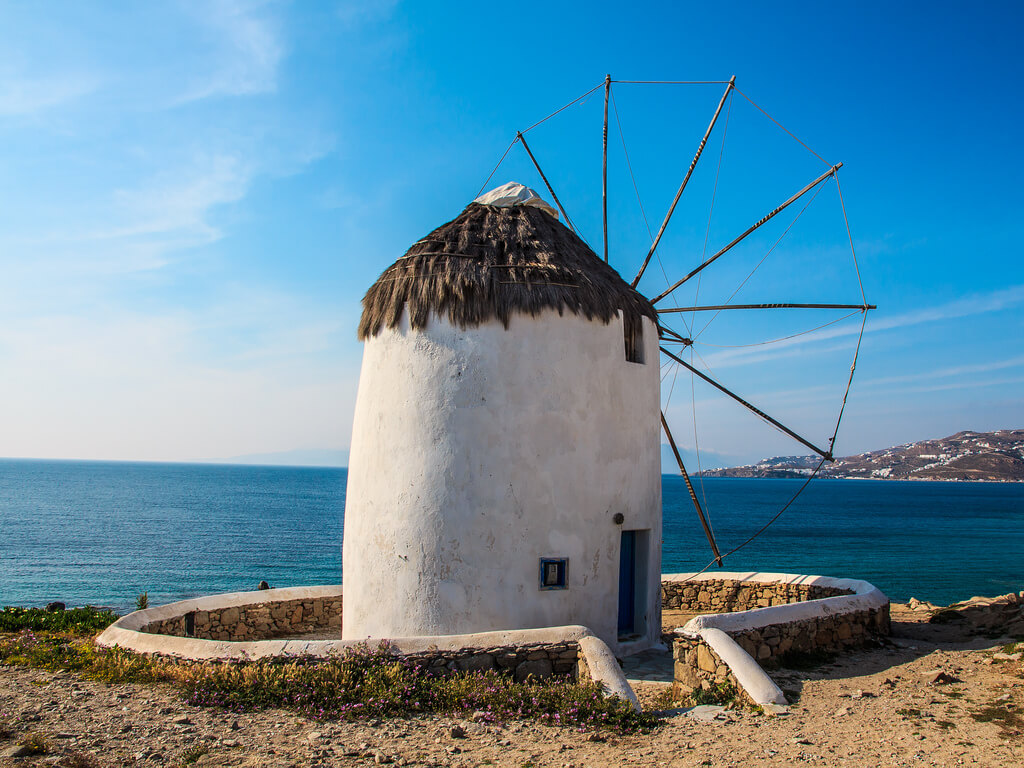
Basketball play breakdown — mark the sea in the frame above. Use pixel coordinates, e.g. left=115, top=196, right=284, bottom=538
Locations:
left=1, top=459, right=1021, bottom=613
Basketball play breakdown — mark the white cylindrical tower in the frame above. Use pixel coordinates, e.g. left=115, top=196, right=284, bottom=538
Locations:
left=343, top=184, right=662, bottom=655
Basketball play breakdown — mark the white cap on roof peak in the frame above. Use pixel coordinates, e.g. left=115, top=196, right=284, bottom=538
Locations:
left=473, top=182, right=559, bottom=220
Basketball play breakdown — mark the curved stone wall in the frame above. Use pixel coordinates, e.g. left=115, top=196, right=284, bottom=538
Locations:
left=662, top=572, right=890, bottom=707
left=95, top=586, right=639, bottom=710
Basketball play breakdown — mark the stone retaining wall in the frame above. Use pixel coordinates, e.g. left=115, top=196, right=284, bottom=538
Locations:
left=662, top=573, right=891, bottom=705
left=403, top=642, right=582, bottom=682
left=673, top=606, right=890, bottom=700
left=662, top=578, right=849, bottom=613
left=141, top=596, right=343, bottom=641
left=134, top=591, right=579, bottom=682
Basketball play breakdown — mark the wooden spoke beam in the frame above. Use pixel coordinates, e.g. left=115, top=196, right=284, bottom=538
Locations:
left=602, top=74, right=611, bottom=263
left=631, top=76, right=735, bottom=288
left=661, top=411, right=723, bottom=566
left=658, top=327, right=693, bottom=345
left=650, top=164, right=841, bottom=305
left=659, top=302, right=876, bottom=313
left=517, top=131, right=574, bottom=232
left=661, top=346, right=834, bottom=460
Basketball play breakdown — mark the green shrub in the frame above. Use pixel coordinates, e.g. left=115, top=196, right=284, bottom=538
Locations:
left=0, top=607, right=118, bottom=635
left=0, top=632, right=168, bottom=684
left=19, top=732, right=49, bottom=754
left=180, top=645, right=655, bottom=731
left=689, top=682, right=737, bottom=706
left=180, top=745, right=209, bottom=764
left=135, top=593, right=149, bottom=611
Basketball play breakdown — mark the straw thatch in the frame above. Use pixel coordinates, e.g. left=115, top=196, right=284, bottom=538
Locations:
left=358, top=203, right=657, bottom=340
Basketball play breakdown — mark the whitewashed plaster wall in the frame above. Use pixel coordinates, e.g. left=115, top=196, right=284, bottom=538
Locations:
left=343, top=308, right=662, bottom=655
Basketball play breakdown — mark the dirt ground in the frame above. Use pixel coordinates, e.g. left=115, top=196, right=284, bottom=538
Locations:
left=1, top=604, right=1022, bottom=767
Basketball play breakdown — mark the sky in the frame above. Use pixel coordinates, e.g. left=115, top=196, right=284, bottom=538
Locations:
left=0, top=1, right=1021, bottom=467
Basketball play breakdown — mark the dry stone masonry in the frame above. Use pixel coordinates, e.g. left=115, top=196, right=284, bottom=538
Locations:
left=662, top=574, right=890, bottom=703
left=662, top=578, right=848, bottom=612
left=141, top=596, right=343, bottom=641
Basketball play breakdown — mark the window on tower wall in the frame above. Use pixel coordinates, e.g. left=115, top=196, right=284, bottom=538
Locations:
left=624, top=313, right=644, bottom=364
left=539, top=558, right=568, bottom=589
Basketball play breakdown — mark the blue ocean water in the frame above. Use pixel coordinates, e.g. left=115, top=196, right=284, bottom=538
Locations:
left=0, top=459, right=1020, bottom=612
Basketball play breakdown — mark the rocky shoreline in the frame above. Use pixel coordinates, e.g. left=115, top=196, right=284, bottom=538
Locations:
left=2, top=599, right=1022, bottom=767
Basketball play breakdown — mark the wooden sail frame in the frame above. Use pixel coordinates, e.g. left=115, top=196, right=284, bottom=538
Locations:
left=483, top=75, right=873, bottom=567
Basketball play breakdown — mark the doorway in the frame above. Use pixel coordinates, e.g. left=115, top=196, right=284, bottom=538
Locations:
left=618, top=529, right=648, bottom=640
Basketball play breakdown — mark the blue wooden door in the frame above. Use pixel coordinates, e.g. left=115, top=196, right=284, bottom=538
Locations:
left=618, top=530, right=636, bottom=635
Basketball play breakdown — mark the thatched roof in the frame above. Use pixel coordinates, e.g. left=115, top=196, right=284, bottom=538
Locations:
left=358, top=202, right=657, bottom=340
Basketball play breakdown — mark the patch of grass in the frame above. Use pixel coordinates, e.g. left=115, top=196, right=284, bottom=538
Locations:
left=688, top=683, right=737, bottom=706
left=182, top=644, right=656, bottom=731
left=936, top=720, right=956, bottom=730
left=896, top=707, right=922, bottom=718
left=0, top=607, right=118, bottom=635
left=179, top=744, right=209, bottom=765
left=18, top=731, right=49, bottom=755
left=0, top=631, right=168, bottom=683
left=999, top=642, right=1023, bottom=654
left=774, top=648, right=837, bottom=671
left=1, top=636, right=655, bottom=733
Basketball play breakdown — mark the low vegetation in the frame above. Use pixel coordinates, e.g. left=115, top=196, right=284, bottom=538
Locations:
left=0, top=632, right=655, bottom=732
left=0, top=607, right=118, bottom=635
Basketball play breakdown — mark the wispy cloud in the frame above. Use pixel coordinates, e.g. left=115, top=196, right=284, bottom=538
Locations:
left=688, top=284, right=1024, bottom=370
left=0, top=68, right=98, bottom=115
left=177, top=0, right=284, bottom=103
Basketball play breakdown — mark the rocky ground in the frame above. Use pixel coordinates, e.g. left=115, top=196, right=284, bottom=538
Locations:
left=2, top=601, right=1022, bottom=768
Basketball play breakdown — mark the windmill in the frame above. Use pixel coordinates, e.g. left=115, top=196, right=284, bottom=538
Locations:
left=341, top=76, right=871, bottom=655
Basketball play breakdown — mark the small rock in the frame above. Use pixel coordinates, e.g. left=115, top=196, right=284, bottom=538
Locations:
left=448, top=725, right=466, bottom=739
left=158, top=707, right=172, bottom=715
left=229, top=720, right=240, bottom=731
left=45, top=602, right=66, bottom=612
left=586, top=733, right=606, bottom=743
left=992, top=652, right=1022, bottom=661
left=171, top=715, right=191, bottom=725
left=258, top=581, right=270, bottom=590
left=927, top=672, right=961, bottom=686
left=834, top=706, right=851, bottom=717
left=792, top=737, right=813, bottom=745
left=221, top=739, right=239, bottom=748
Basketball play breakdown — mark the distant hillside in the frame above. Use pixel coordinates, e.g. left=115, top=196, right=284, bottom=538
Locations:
left=698, top=429, right=1024, bottom=482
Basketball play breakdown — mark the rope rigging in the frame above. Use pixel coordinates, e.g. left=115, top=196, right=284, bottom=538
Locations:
left=475, top=76, right=873, bottom=569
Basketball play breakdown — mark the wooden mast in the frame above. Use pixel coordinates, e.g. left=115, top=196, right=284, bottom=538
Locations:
left=661, top=346, right=834, bottom=460
left=661, top=412, right=723, bottom=566
left=659, top=302, right=876, bottom=313
left=631, top=76, right=735, bottom=288
left=517, top=131, right=574, bottom=232
left=651, top=164, right=841, bottom=305
left=602, top=74, right=610, bottom=263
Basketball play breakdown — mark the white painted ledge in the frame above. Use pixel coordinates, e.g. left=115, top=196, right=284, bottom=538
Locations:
left=95, top=587, right=638, bottom=710
left=665, top=572, right=889, bottom=707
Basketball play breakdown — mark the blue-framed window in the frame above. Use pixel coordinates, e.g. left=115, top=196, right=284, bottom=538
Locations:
left=539, top=558, right=568, bottom=590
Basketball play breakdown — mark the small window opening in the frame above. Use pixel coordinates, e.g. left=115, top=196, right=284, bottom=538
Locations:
left=623, top=313, right=644, bottom=364
left=539, top=558, right=568, bottom=590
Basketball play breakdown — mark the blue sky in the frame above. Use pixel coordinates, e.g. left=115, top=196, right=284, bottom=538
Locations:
left=0, top=1, right=1021, bottom=466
